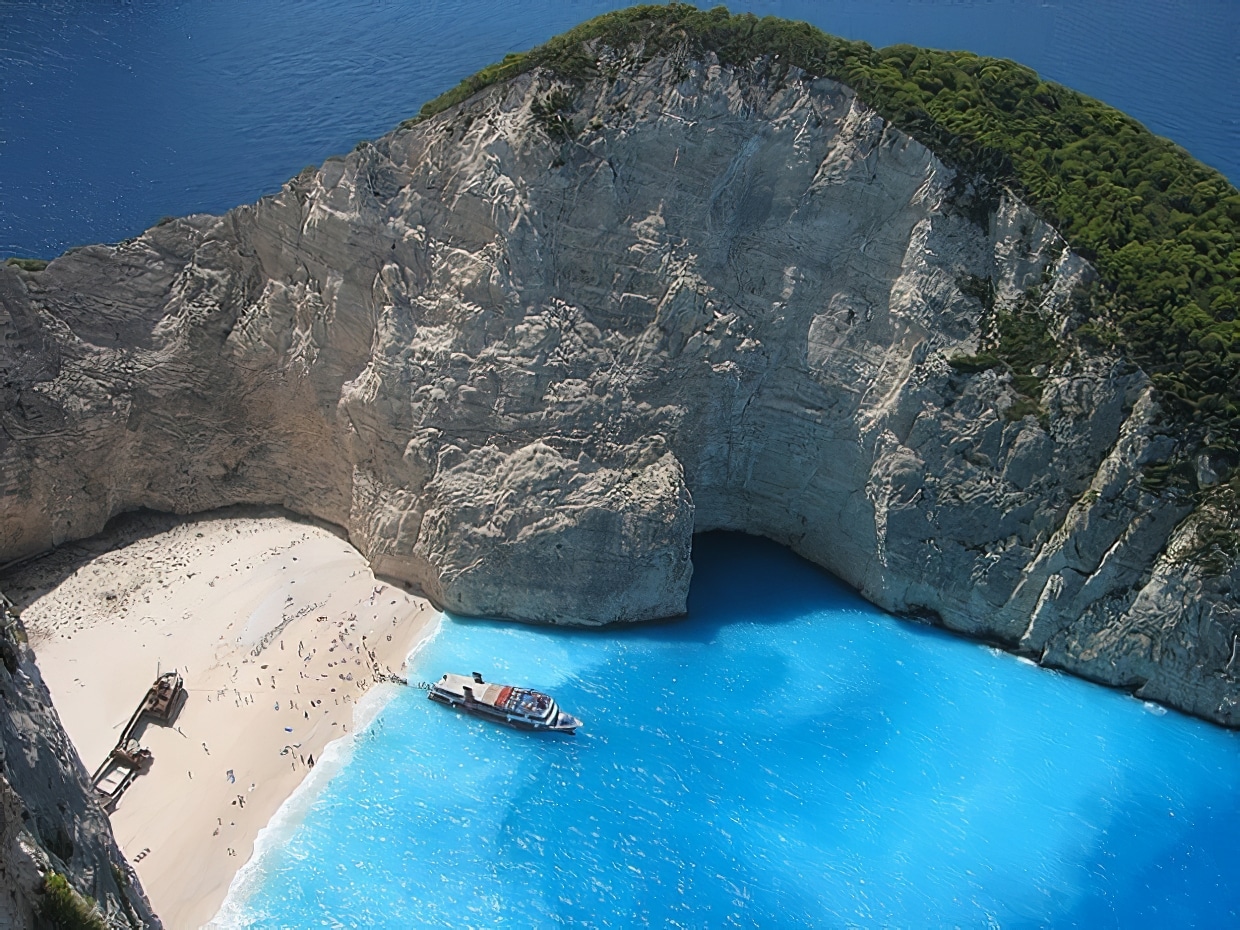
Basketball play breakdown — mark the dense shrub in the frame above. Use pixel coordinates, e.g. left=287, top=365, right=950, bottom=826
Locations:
left=5, top=257, right=49, bottom=272
left=36, top=873, right=107, bottom=930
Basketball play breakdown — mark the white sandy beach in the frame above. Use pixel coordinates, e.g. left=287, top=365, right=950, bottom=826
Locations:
left=3, top=509, right=438, bottom=929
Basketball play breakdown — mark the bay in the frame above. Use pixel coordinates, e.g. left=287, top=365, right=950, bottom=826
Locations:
left=219, top=534, right=1240, bottom=928
left=5, top=4, right=1239, bottom=926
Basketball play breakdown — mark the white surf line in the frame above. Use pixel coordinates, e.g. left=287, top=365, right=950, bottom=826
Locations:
left=206, top=612, right=444, bottom=929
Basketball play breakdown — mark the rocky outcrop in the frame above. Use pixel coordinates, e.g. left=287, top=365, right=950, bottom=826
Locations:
left=0, top=610, right=160, bottom=928
left=0, top=50, right=1235, bottom=726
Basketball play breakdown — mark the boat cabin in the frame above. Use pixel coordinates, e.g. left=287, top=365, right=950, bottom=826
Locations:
left=429, top=672, right=580, bottom=733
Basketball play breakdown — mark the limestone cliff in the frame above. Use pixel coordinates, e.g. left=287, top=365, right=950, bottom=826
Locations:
left=0, top=49, right=1236, bottom=735
left=0, top=605, right=160, bottom=928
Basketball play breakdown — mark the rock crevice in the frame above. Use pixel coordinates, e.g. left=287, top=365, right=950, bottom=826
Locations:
left=1, top=54, right=1234, bottom=728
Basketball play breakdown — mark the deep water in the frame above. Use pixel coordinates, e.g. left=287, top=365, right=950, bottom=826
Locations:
left=1, top=0, right=1237, bottom=259
left=217, top=534, right=1240, bottom=928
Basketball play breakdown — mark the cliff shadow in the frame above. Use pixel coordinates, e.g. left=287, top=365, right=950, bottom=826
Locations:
left=0, top=504, right=346, bottom=613
left=611, top=530, right=877, bottom=648
left=435, top=531, right=873, bottom=649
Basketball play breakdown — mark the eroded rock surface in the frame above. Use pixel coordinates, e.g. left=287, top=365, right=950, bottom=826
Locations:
left=1, top=51, right=1235, bottom=726
left=0, top=613, right=160, bottom=928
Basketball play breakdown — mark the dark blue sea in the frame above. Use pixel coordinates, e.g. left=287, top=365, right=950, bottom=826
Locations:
left=0, top=0, right=1236, bottom=260
left=4, top=3, right=1240, bottom=927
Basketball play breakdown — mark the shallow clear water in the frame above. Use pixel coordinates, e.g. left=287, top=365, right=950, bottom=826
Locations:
left=219, top=534, right=1240, bottom=928
left=1, top=0, right=1236, bottom=258
left=6, top=4, right=1240, bottom=925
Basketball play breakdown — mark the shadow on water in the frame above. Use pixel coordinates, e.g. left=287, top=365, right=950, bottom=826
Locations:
left=622, top=530, right=871, bottom=647
left=444, top=531, right=871, bottom=649
left=687, top=531, right=864, bottom=622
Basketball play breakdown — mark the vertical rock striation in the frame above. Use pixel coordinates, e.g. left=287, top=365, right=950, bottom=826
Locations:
left=0, top=50, right=1234, bottom=733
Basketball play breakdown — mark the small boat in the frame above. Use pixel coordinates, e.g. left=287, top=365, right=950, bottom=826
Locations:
left=428, top=672, right=581, bottom=733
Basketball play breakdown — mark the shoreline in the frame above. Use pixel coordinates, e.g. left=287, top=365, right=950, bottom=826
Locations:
left=208, top=611, right=442, bottom=928
left=3, top=508, right=438, bottom=929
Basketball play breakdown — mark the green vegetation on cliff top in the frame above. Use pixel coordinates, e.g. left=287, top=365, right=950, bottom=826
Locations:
left=5, top=256, right=49, bottom=272
left=36, top=873, right=108, bottom=930
left=412, top=3, right=1240, bottom=447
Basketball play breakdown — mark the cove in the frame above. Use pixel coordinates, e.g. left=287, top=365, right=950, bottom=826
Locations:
left=217, top=534, right=1240, bottom=928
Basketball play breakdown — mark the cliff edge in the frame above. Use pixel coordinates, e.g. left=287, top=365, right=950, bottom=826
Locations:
left=0, top=18, right=1236, bottom=743
left=0, top=602, right=160, bottom=928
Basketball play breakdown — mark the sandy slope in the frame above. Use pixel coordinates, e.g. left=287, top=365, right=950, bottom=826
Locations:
left=3, top=509, right=437, bottom=929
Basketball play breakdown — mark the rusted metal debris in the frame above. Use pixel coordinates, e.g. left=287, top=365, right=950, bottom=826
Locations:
left=91, top=670, right=184, bottom=812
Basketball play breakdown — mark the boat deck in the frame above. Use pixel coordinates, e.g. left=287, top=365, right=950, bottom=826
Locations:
left=430, top=672, right=580, bottom=733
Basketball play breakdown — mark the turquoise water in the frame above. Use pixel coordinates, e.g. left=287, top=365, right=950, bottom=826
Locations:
left=6, top=4, right=1239, bottom=925
left=2, top=0, right=1237, bottom=258
left=220, top=534, right=1240, bottom=928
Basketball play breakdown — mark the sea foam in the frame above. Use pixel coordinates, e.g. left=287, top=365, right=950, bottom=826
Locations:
left=207, top=613, right=444, bottom=929
left=218, top=536, right=1240, bottom=928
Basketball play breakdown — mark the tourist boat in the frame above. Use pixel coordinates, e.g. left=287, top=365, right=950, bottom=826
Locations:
left=428, top=672, right=581, bottom=733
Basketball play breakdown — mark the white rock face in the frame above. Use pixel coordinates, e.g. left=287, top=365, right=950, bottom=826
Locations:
left=0, top=52, right=1235, bottom=725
